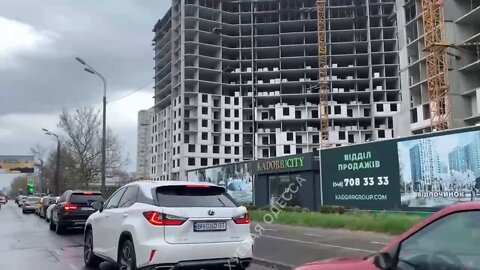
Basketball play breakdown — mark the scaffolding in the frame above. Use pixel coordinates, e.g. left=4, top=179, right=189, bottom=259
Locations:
left=317, top=0, right=330, bottom=147
left=421, top=0, right=451, bottom=131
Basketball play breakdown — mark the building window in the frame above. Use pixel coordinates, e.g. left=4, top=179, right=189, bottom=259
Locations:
left=225, top=134, right=231, bottom=141
left=225, top=159, right=231, bottom=163
left=312, top=110, right=318, bottom=118
left=334, top=106, right=341, bottom=114
left=313, top=135, right=319, bottom=143
left=178, top=109, right=181, bottom=116
left=201, top=158, right=208, bottom=166
left=213, top=145, right=220, bottom=153
left=225, top=121, right=231, bottom=129
left=173, top=148, right=176, bottom=155
left=296, top=148, right=303, bottom=154
left=202, top=132, right=208, bottom=140
left=234, top=146, right=239, bottom=155
left=235, top=134, right=240, bottom=142
left=184, top=134, right=189, bottom=144
left=376, top=104, right=384, bottom=112
left=213, top=158, right=219, bottom=165
left=202, top=119, right=208, bottom=127
left=339, top=131, right=346, bottom=140
left=390, top=103, right=397, bottom=111
left=283, top=108, right=289, bottom=115
left=378, top=130, right=385, bottom=138
left=287, top=132, right=293, bottom=141
left=202, top=107, right=208, bottom=114
left=225, top=97, right=230, bottom=104
left=262, top=149, right=269, bottom=157
left=185, top=97, right=189, bottom=105
left=185, top=110, right=190, bottom=117
left=284, top=145, right=290, bottom=154
left=202, top=94, right=208, bottom=102
left=201, top=145, right=208, bottom=153
left=189, top=145, right=195, bottom=152
left=174, top=111, right=176, bottom=118
left=188, top=158, right=195, bottom=166
left=225, top=146, right=231, bottom=154
left=296, top=135, right=302, bottom=144
left=262, top=136, right=268, bottom=144
left=234, top=122, right=239, bottom=130
left=225, top=109, right=231, bottom=117
left=234, top=97, right=239, bottom=105
left=234, top=110, right=239, bottom=118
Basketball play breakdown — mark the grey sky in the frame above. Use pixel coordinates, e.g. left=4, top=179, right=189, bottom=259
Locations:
left=0, top=1, right=168, bottom=171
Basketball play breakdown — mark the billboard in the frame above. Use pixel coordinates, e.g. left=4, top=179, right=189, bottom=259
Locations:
left=0, top=155, right=34, bottom=174
left=187, top=162, right=254, bottom=205
left=0, top=155, right=35, bottom=194
left=321, top=127, right=480, bottom=211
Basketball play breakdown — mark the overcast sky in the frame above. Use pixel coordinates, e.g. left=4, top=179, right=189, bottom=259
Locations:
left=0, top=0, right=168, bottom=172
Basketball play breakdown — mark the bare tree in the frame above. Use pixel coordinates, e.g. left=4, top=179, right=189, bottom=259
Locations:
left=30, top=143, right=48, bottom=193
left=58, top=107, right=128, bottom=187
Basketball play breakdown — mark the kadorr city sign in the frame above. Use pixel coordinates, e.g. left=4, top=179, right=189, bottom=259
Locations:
left=256, top=156, right=305, bottom=172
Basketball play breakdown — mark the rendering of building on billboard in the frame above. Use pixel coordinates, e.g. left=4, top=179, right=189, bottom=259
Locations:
left=321, top=126, right=480, bottom=211
left=186, top=161, right=254, bottom=205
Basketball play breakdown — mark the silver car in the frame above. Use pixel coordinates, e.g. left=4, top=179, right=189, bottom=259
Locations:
left=22, top=196, right=41, bottom=214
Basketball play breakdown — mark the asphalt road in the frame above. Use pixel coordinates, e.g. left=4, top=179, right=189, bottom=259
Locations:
left=0, top=202, right=394, bottom=269
left=0, top=202, right=271, bottom=270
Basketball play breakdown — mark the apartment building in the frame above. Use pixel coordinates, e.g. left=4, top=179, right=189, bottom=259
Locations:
left=136, top=109, right=154, bottom=180
left=395, top=0, right=480, bottom=136
left=152, top=0, right=400, bottom=180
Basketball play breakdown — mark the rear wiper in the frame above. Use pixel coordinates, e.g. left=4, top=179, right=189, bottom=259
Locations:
left=217, top=198, right=226, bottom=207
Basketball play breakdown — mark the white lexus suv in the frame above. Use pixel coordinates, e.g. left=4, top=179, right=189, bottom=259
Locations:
left=84, top=181, right=253, bottom=270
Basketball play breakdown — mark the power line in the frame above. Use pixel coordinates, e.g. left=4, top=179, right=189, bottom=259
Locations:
left=107, top=80, right=154, bottom=103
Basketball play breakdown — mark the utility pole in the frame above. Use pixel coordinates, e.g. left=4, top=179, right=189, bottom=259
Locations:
left=42, top=128, right=61, bottom=195
left=75, top=57, right=107, bottom=195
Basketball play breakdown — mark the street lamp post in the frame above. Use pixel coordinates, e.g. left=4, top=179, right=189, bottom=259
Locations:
left=42, top=128, right=60, bottom=195
left=75, top=57, right=107, bottom=195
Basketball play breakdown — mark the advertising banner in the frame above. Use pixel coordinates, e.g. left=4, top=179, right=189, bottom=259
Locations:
left=187, top=162, right=254, bottom=205
left=321, top=127, right=480, bottom=211
left=0, top=155, right=34, bottom=174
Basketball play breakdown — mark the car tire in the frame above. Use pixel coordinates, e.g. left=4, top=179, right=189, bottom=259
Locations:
left=49, top=217, right=55, bottom=231
left=55, top=221, right=65, bottom=235
left=118, top=239, right=137, bottom=270
left=84, top=229, right=102, bottom=267
left=22, top=209, right=26, bottom=214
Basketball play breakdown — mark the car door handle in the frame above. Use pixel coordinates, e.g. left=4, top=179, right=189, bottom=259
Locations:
left=123, top=214, right=128, bottom=219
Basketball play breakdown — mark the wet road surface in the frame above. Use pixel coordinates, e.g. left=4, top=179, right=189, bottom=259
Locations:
left=0, top=201, right=271, bottom=270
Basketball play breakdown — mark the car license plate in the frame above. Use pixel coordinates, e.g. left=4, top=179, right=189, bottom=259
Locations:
left=194, top=221, right=227, bottom=232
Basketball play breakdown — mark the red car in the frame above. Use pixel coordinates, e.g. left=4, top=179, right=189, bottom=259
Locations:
left=296, top=202, right=480, bottom=270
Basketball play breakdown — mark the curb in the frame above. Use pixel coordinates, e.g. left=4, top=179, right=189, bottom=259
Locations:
left=252, top=257, right=294, bottom=270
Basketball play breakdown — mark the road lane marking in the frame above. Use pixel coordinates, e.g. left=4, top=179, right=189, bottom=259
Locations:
left=263, top=228, right=278, bottom=232
left=252, top=234, right=376, bottom=253
left=370, top=241, right=388, bottom=245
left=304, top=233, right=323, bottom=237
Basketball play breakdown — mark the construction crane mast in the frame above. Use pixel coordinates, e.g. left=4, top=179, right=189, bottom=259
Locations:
left=317, top=0, right=330, bottom=147
left=420, top=0, right=451, bottom=131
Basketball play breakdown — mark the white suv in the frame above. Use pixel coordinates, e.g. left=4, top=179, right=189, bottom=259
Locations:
left=84, top=181, right=253, bottom=270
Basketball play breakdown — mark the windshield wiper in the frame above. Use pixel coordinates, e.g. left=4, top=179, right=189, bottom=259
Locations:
left=217, top=197, right=226, bottom=207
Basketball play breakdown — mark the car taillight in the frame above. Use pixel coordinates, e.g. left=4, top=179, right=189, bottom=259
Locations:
left=143, top=211, right=187, bottom=226
left=64, top=203, right=78, bottom=212
left=233, top=212, right=251, bottom=225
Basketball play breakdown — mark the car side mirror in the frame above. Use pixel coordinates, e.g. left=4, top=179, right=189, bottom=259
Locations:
left=373, top=252, right=394, bottom=270
left=91, top=201, right=104, bottom=212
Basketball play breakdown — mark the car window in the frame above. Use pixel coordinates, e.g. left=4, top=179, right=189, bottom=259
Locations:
left=104, top=188, right=127, bottom=209
left=69, top=193, right=104, bottom=205
left=398, top=211, right=480, bottom=270
left=155, top=185, right=238, bottom=207
left=118, top=186, right=138, bottom=208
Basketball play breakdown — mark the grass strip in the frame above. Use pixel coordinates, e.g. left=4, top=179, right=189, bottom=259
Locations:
left=250, top=210, right=424, bottom=235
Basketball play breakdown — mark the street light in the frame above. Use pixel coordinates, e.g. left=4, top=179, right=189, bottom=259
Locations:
left=42, top=128, right=60, bottom=195
left=75, top=57, right=107, bottom=195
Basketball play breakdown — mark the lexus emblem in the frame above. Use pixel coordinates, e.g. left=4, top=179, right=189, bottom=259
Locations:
left=208, top=210, right=215, bottom=216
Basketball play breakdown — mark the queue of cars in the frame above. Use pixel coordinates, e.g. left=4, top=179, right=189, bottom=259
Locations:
left=12, top=181, right=253, bottom=270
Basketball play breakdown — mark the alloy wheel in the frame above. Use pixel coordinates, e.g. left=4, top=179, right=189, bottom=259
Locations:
left=84, top=231, right=93, bottom=262
left=120, top=245, right=132, bottom=270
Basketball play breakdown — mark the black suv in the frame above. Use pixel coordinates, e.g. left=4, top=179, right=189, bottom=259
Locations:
left=50, top=190, right=104, bottom=234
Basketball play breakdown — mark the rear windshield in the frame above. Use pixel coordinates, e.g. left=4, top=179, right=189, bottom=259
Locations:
left=155, top=185, right=238, bottom=207
left=70, top=194, right=104, bottom=205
